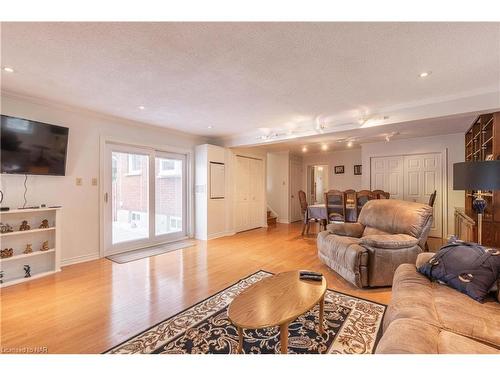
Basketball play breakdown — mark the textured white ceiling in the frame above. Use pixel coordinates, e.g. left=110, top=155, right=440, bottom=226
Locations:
left=1, top=22, right=499, bottom=142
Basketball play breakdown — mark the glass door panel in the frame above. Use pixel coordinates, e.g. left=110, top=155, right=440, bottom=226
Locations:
left=111, top=151, right=149, bottom=244
left=104, top=143, right=187, bottom=256
left=155, top=156, right=184, bottom=236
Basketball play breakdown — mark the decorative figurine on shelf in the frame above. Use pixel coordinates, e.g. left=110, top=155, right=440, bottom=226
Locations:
left=19, top=220, right=31, bottom=231
left=24, top=265, right=31, bottom=278
left=0, top=270, right=4, bottom=284
left=0, top=222, right=14, bottom=233
left=40, top=241, right=50, bottom=251
left=23, top=244, right=33, bottom=254
left=39, top=219, right=49, bottom=229
left=1, top=248, right=13, bottom=258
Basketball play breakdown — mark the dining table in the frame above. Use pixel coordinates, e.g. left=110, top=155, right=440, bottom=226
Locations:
left=306, top=200, right=358, bottom=224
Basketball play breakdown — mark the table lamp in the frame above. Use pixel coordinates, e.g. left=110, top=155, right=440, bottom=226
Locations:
left=453, top=160, right=500, bottom=244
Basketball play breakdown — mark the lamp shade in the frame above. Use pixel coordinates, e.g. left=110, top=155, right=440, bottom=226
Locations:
left=453, top=161, right=500, bottom=190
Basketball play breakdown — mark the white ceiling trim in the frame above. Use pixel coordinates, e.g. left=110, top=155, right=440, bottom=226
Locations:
left=222, top=88, right=500, bottom=147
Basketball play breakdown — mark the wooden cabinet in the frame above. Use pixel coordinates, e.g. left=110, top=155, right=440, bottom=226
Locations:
left=464, top=112, right=500, bottom=247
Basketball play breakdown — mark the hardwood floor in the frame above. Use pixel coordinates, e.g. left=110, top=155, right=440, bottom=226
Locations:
left=0, top=222, right=443, bottom=354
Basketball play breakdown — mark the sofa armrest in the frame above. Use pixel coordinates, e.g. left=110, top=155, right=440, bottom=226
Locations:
left=361, top=234, right=419, bottom=249
left=326, top=222, right=364, bottom=238
left=415, top=252, right=434, bottom=268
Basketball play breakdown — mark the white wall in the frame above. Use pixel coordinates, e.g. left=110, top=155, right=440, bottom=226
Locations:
left=1, top=93, right=204, bottom=265
left=302, top=148, right=363, bottom=195
left=195, top=144, right=231, bottom=240
left=361, top=133, right=465, bottom=237
left=266, top=151, right=290, bottom=222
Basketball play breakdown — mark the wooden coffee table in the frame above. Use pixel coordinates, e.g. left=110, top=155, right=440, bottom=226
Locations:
left=227, top=270, right=327, bottom=354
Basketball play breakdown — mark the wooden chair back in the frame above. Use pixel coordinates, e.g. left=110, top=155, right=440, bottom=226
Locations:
left=298, top=190, right=308, bottom=214
left=356, top=190, right=376, bottom=216
left=343, top=189, right=357, bottom=222
left=325, top=190, right=346, bottom=222
left=428, top=190, right=437, bottom=207
left=373, top=189, right=390, bottom=199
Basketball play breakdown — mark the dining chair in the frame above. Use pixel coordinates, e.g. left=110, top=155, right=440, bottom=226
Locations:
left=325, top=190, right=346, bottom=223
left=424, top=190, right=437, bottom=251
left=373, top=189, right=390, bottom=199
left=428, top=190, right=437, bottom=207
left=356, top=190, right=376, bottom=218
left=343, top=189, right=357, bottom=222
left=299, top=190, right=324, bottom=235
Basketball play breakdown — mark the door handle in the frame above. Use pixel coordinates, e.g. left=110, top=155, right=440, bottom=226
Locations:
left=104, top=192, right=108, bottom=203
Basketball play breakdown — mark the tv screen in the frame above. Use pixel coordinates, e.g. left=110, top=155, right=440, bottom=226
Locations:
left=1, top=115, right=69, bottom=176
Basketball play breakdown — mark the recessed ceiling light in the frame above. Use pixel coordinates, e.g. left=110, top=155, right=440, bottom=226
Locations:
left=301, top=146, right=308, bottom=153
left=2, top=67, right=15, bottom=73
left=138, top=106, right=145, bottom=110
left=419, top=71, right=431, bottom=78
left=347, top=141, right=353, bottom=148
left=321, top=144, right=328, bottom=151
left=207, top=125, right=213, bottom=129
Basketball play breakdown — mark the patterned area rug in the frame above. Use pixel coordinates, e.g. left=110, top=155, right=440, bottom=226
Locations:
left=105, top=271, right=386, bottom=354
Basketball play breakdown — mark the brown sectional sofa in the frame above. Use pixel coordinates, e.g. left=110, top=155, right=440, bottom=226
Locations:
left=376, top=253, right=500, bottom=354
left=317, top=199, right=433, bottom=287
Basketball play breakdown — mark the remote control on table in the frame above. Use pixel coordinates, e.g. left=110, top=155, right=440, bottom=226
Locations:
left=299, top=274, right=323, bottom=282
left=300, top=270, right=323, bottom=277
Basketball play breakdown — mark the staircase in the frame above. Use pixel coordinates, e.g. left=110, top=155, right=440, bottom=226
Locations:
left=267, top=210, right=277, bottom=226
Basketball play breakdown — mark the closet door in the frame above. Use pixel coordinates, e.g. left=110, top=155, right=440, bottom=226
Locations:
left=370, top=156, right=404, bottom=199
left=249, top=158, right=264, bottom=229
left=235, top=156, right=250, bottom=231
left=289, top=158, right=303, bottom=222
left=403, top=154, right=442, bottom=237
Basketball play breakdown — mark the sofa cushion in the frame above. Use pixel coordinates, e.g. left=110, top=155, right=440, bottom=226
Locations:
left=384, top=264, right=500, bottom=349
left=358, top=199, right=432, bottom=240
left=361, top=234, right=419, bottom=249
left=377, top=318, right=500, bottom=354
left=418, top=240, right=500, bottom=302
left=326, top=222, right=364, bottom=238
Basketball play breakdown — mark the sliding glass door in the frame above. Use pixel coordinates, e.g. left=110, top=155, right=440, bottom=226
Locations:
left=104, top=143, right=187, bottom=255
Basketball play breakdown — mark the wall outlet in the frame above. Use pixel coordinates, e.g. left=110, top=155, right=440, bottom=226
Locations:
left=91, top=178, right=98, bottom=186
left=76, top=177, right=83, bottom=186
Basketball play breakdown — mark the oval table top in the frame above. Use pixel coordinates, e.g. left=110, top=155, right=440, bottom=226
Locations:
left=227, top=270, right=327, bottom=329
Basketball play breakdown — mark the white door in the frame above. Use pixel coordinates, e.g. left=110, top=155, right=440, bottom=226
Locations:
left=250, top=158, right=264, bottom=229
left=235, top=156, right=264, bottom=232
left=370, top=156, right=404, bottom=200
left=370, top=153, right=443, bottom=238
left=235, top=156, right=250, bottom=231
left=403, top=154, right=442, bottom=237
left=104, top=143, right=187, bottom=255
left=289, top=159, right=303, bottom=222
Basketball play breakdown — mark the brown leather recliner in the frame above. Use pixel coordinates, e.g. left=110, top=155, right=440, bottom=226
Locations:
left=317, top=199, right=433, bottom=287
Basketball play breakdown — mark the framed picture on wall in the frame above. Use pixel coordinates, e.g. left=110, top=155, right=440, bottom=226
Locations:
left=354, top=165, right=362, bottom=175
left=334, top=165, right=344, bottom=174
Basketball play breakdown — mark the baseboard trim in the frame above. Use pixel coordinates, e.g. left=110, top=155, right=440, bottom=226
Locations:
left=207, top=231, right=236, bottom=240
left=61, top=253, right=100, bottom=267
left=277, top=219, right=290, bottom=224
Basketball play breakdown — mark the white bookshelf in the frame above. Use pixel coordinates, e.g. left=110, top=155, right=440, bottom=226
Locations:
left=0, top=207, right=61, bottom=287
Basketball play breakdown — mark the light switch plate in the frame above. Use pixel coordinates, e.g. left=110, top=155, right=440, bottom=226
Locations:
left=91, top=178, right=98, bottom=186
left=76, top=177, right=83, bottom=186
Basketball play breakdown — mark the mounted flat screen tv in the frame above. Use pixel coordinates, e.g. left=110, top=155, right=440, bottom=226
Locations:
left=1, top=115, right=69, bottom=176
